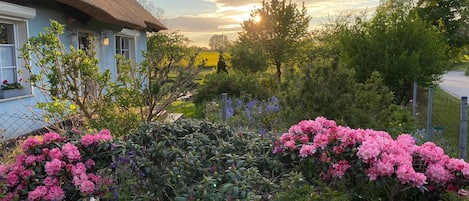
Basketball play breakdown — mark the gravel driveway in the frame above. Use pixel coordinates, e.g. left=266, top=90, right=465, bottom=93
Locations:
left=439, top=70, right=469, bottom=98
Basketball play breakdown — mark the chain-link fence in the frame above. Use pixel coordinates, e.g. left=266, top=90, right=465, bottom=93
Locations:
left=416, top=86, right=468, bottom=158
left=0, top=112, right=45, bottom=141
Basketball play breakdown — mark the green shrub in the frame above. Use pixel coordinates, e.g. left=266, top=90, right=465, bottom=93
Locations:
left=121, top=119, right=286, bottom=200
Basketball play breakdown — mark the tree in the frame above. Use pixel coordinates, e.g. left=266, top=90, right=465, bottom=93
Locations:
left=414, top=0, right=469, bottom=59
left=337, top=3, right=447, bottom=100
left=239, top=0, right=311, bottom=81
left=229, top=41, right=268, bottom=74
left=208, top=34, right=230, bottom=52
left=22, top=21, right=199, bottom=136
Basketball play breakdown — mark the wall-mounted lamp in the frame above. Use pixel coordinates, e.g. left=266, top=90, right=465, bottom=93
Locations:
left=66, top=26, right=77, bottom=46
left=102, top=32, right=109, bottom=46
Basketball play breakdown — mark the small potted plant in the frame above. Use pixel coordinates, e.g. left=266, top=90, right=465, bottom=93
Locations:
left=0, top=79, right=27, bottom=99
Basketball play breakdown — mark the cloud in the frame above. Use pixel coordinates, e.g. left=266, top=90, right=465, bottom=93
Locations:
left=158, top=0, right=381, bottom=47
left=163, top=16, right=240, bottom=33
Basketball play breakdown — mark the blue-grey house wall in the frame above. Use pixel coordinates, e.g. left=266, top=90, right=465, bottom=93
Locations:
left=0, top=2, right=149, bottom=140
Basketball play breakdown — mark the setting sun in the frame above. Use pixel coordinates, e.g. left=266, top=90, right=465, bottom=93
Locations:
left=254, top=14, right=261, bottom=23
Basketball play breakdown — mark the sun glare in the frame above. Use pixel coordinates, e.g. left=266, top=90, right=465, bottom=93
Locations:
left=254, top=15, right=261, bottom=23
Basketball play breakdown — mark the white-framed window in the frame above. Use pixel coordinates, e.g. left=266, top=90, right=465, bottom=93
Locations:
left=0, top=19, right=30, bottom=99
left=0, top=2, right=35, bottom=99
left=115, top=35, right=135, bottom=61
left=0, top=22, right=17, bottom=84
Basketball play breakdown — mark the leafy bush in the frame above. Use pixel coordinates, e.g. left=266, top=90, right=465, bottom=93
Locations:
left=280, top=65, right=415, bottom=134
left=0, top=130, right=116, bottom=200
left=194, top=72, right=271, bottom=106
left=121, top=119, right=285, bottom=200
left=275, top=117, right=469, bottom=200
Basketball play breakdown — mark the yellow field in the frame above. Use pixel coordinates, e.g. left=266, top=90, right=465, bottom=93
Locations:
left=197, top=51, right=220, bottom=67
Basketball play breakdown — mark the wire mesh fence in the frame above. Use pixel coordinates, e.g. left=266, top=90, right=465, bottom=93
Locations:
left=0, top=112, right=45, bottom=141
left=416, top=86, right=468, bottom=158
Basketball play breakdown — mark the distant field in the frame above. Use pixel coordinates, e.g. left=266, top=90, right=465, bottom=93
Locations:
left=197, top=51, right=220, bottom=67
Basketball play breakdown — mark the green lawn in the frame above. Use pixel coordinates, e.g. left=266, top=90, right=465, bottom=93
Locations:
left=167, top=100, right=196, bottom=118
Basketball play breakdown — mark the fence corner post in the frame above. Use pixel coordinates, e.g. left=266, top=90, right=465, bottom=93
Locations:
left=221, top=93, right=228, bottom=122
left=459, top=96, right=468, bottom=160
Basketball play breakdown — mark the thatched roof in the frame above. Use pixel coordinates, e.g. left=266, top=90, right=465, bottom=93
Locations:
left=56, top=0, right=167, bottom=31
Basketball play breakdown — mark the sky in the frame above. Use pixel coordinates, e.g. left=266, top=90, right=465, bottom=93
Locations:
left=150, top=0, right=382, bottom=47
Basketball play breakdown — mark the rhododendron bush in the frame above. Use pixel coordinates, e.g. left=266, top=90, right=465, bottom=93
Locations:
left=0, top=130, right=115, bottom=201
left=275, top=117, right=469, bottom=200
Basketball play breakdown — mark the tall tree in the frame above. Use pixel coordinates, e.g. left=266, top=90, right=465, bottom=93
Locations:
left=208, top=34, right=230, bottom=52
left=239, top=0, right=311, bottom=80
left=414, top=0, right=469, bottom=58
left=338, top=3, right=448, bottom=100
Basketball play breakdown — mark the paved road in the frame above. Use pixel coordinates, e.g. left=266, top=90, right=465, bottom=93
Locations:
left=440, top=70, right=469, bottom=98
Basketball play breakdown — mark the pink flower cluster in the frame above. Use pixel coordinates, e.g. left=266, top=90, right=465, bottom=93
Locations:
left=276, top=117, right=469, bottom=194
left=0, top=130, right=113, bottom=201
left=81, top=129, right=112, bottom=147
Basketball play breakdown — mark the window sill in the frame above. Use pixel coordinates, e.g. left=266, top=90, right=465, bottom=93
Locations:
left=0, top=93, right=34, bottom=103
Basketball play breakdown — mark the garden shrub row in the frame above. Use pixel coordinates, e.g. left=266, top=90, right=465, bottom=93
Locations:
left=1, top=118, right=468, bottom=200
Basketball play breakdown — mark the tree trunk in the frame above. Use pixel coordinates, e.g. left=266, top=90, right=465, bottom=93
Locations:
left=275, top=61, right=282, bottom=81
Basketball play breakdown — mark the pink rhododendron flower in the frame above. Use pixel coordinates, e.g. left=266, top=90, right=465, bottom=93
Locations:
left=44, top=176, right=59, bottom=187
left=25, top=155, right=37, bottom=165
left=15, top=155, right=26, bottom=165
left=446, top=158, right=467, bottom=172
left=458, top=189, right=469, bottom=197
left=300, top=135, right=309, bottom=144
left=6, top=172, right=18, bottom=187
left=85, top=159, right=95, bottom=168
left=99, top=129, right=112, bottom=140
left=395, top=165, right=426, bottom=188
left=71, top=162, right=86, bottom=176
left=81, top=134, right=97, bottom=147
left=19, top=169, right=33, bottom=179
left=426, top=163, right=454, bottom=184
left=357, top=141, right=381, bottom=161
left=43, top=132, right=61, bottom=144
left=45, top=159, right=65, bottom=176
left=374, top=160, right=394, bottom=177
left=288, top=124, right=303, bottom=134
left=284, top=140, right=296, bottom=150
left=88, top=173, right=102, bottom=183
left=0, top=164, right=9, bottom=175
left=44, top=185, right=65, bottom=201
left=417, top=142, right=445, bottom=163
left=298, top=119, right=322, bottom=134
left=21, top=137, right=43, bottom=152
left=279, top=133, right=295, bottom=143
left=28, top=186, right=47, bottom=201
left=62, top=143, right=81, bottom=162
left=313, top=133, right=329, bottom=149
left=320, top=152, right=331, bottom=163
left=79, top=180, right=95, bottom=195
left=49, top=148, right=63, bottom=160
left=299, top=145, right=316, bottom=158
left=329, top=160, right=351, bottom=178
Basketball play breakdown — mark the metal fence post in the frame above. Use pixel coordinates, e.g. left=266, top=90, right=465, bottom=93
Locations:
left=459, top=96, right=467, bottom=160
left=413, top=81, right=417, bottom=117
left=426, top=86, right=433, bottom=141
left=221, top=93, right=228, bottom=122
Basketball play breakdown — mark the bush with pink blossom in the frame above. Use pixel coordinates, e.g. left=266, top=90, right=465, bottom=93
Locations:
left=0, top=130, right=116, bottom=201
left=275, top=117, right=469, bottom=200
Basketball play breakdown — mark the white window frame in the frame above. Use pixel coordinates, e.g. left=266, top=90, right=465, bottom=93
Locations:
left=0, top=2, right=35, bottom=100
left=115, top=35, right=136, bottom=62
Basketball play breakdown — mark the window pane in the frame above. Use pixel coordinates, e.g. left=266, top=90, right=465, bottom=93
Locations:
left=122, top=38, right=129, bottom=49
left=2, top=68, right=15, bottom=82
left=0, top=23, right=14, bottom=44
left=0, top=46, right=15, bottom=66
